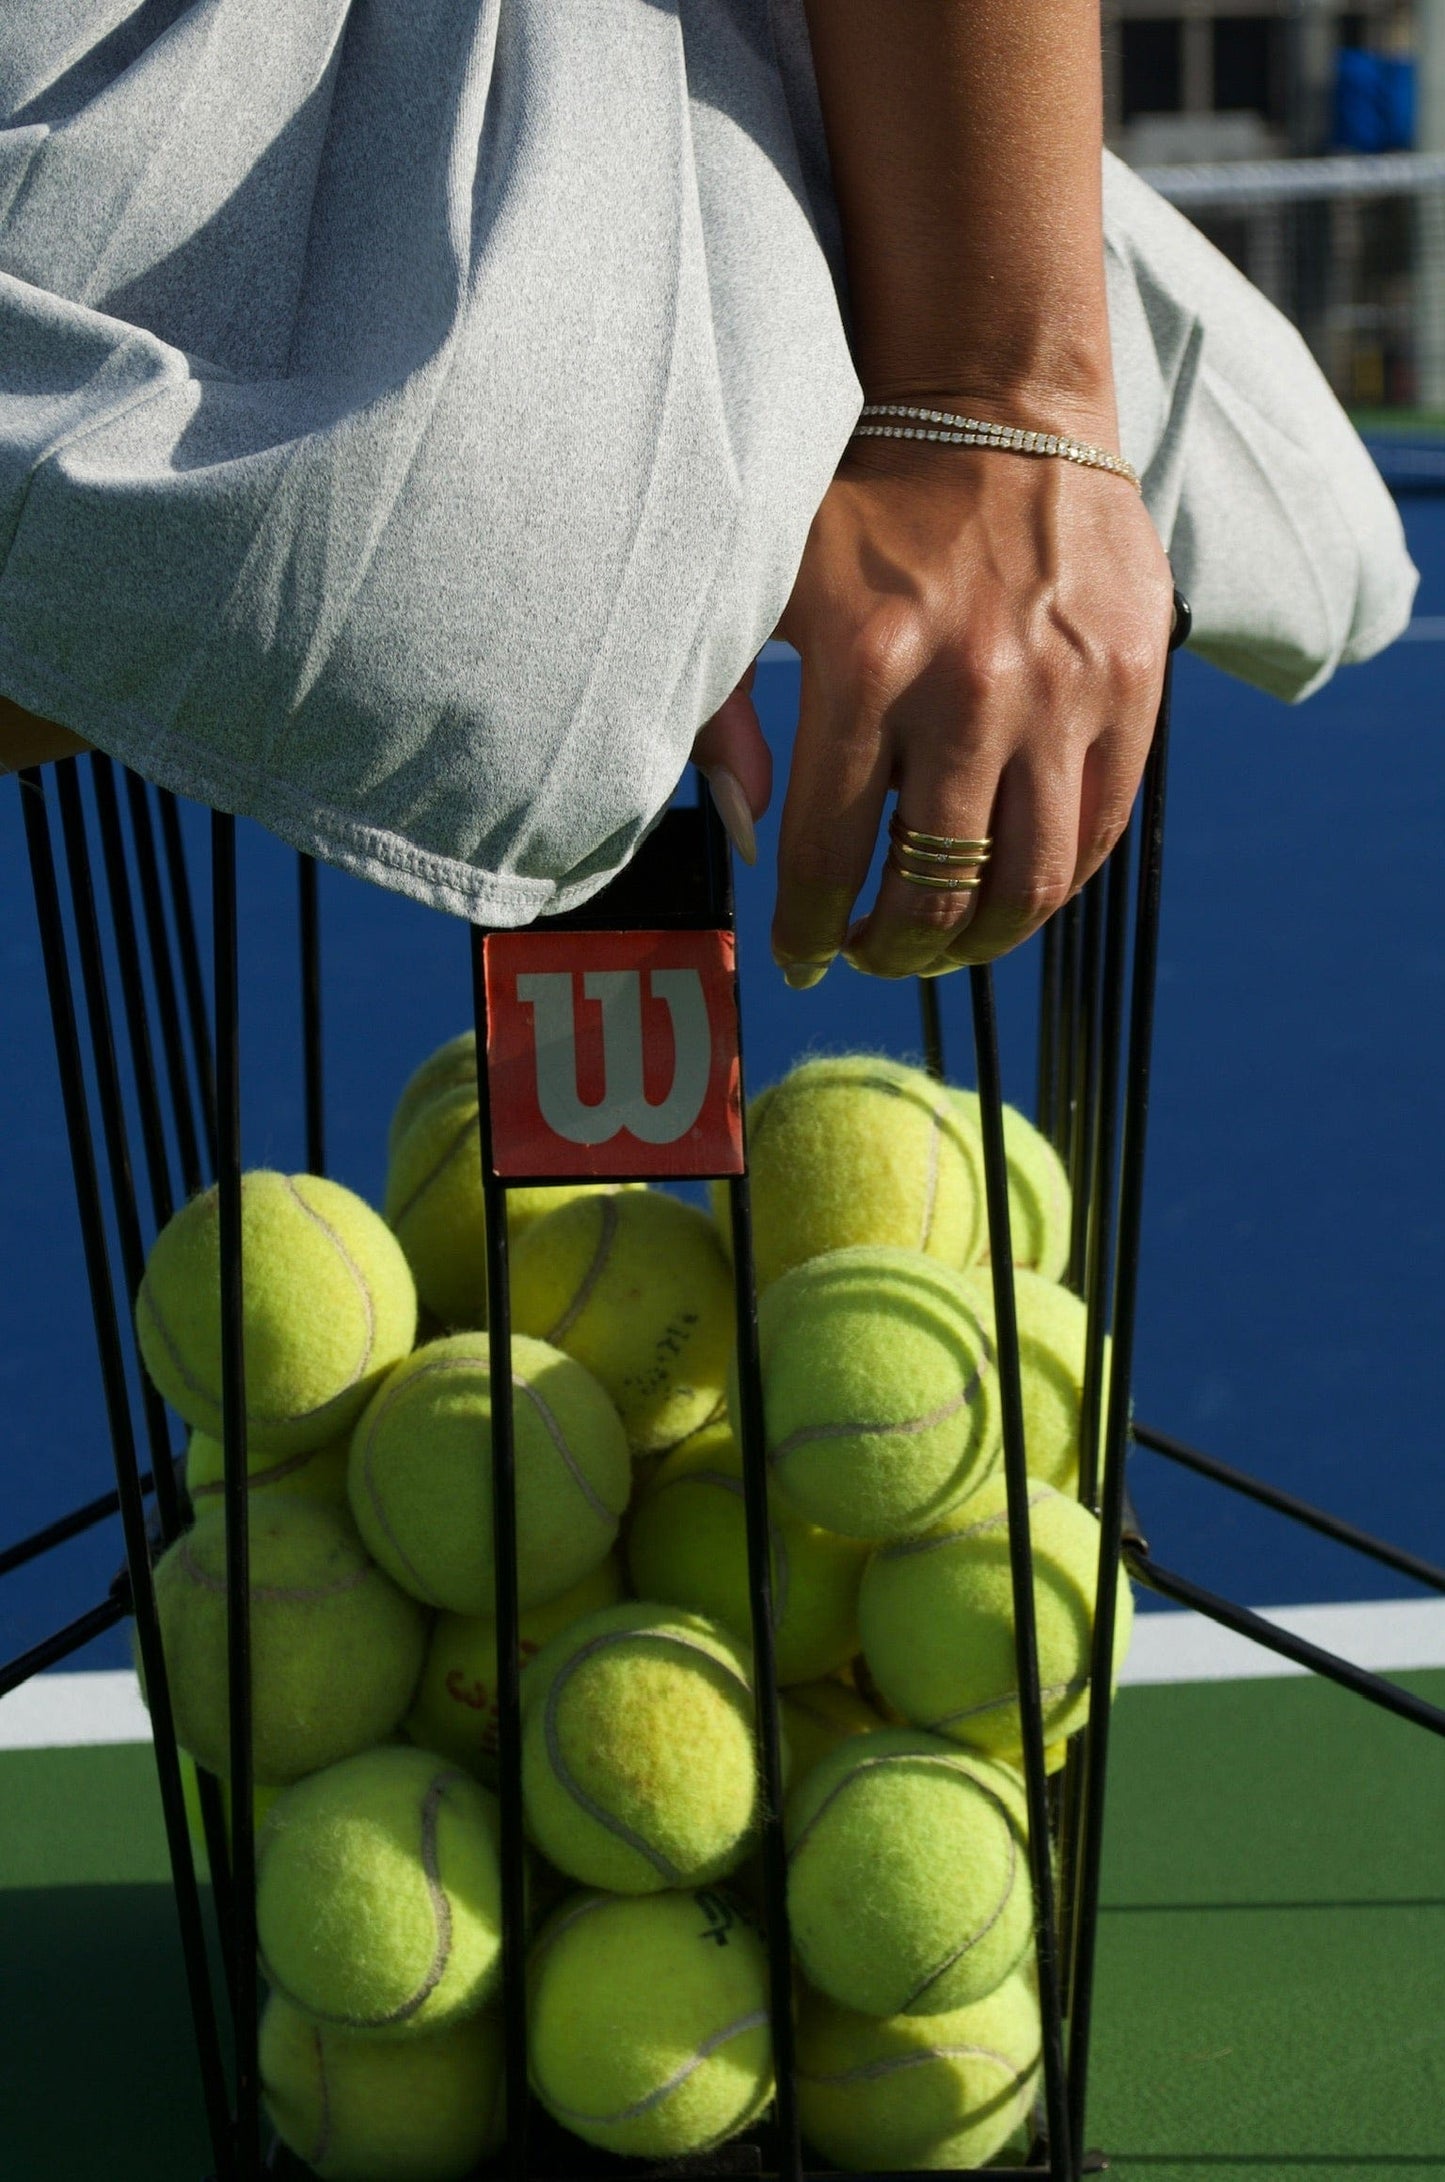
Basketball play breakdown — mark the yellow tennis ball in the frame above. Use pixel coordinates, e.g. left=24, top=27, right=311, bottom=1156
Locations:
left=951, top=1090, right=1072, bottom=1281
left=349, top=1333, right=630, bottom=1615
left=510, top=1190, right=735, bottom=1456
left=385, top=1056, right=641, bottom=1329
left=743, top=1246, right=1001, bottom=1541
left=795, top=1964, right=1042, bottom=2171
left=149, top=1499, right=428, bottom=1785
left=627, top=1420, right=868, bottom=1684
left=257, top=1746, right=504, bottom=2037
left=778, top=1678, right=884, bottom=1787
left=521, top=1602, right=764, bottom=1892
left=954, top=1266, right=1110, bottom=1496
left=136, top=1171, right=417, bottom=1458
left=184, top=1428, right=350, bottom=1511
left=388, top=1032, right=481, bottom=1160
left=786, top=1729, right=1032, bottom=2016
left=712, top=1055, right=987, bottom=1289
left=261, top=1992, right=505, bottom=2181
left=404, top=1554, right=626, bottom=1781
left=178, top=1753, right=279, bottom=1868
left=528, top=1889, right=773, bottom=2157
left=858, top=1475, right=1134, bottom=1759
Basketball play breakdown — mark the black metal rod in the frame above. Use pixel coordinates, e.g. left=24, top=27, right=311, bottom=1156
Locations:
left=90, top=756, right=177, bottom=1234
left=158, top=786, right=219, bottom=1177
left=0, top=1595, right=129, bottom=1696
left=0, top=1466, right=169, bottom=1579
left=470, top=926, right=531, bottom=2182
left=1066, top=874, right=1105, bottom=1294
left=298, top=855, right=325, bottom=1176
left=969, top=964, right=1073, bottom=2182
left=1066, top=609, right=1185, bottom=2165
left=1126, top=1547, right=1445, bottom=1739
left=917, top=975, right=946, bottom=1083
left=700, top=796, right=805, bottom=2182
left=1057, top=828, right=1135, bottom=2012
left=214, top=809, right=260, bottom=2179
left=56, top=763, right=186, bottom=1548
left=19, top=766, right=235, bottom=2179
left=1037, top=917, right=1062, bottom=1138
left=1053, top=895, right=1082, bottom=1165
left=1131, top=1422, right=1445, bottom=1594
left=127, top=771, right=206, bottom=1198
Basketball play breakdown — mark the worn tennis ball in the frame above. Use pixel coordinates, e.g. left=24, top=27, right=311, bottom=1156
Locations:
left=743, top=1246, right=1000, bottom=1542
left=529, top=1888, right=773, bottom=2157
left=184, top=1427, right=350, bottom=1511
left=385, top=1046, right=641, bottom=1328
left=257, top=1746, right=504, bottom=2037
left=349, top=1333, right=630, bottom=1615
left=953, top=1267, right=1110, bottom=1496
left=795, top=1964, right=1042, bottom=2171
left=136, top=1171, right=417, bottom=1458
left=510, top=1190, right=735, bottom=1456
left=261, top=1992, right=505, bottom=2181
left=778, top=1679, right=884, bottom=1787
left=404, top=1554, right=626, bottom=1781
left=712, top=1055, right=987, bottom=1289
left=521, top=1602, right=764, bottom=1892
left=150, top=1499, right=428, bottom=1785
left=786, top=1729, right=1032, bottom=2016
left=858, top=1475, right=1133, bottom=1759
left=627, top=1419, right=867, bottom=1684
left=951, top=1090, right=1072, bottom=1282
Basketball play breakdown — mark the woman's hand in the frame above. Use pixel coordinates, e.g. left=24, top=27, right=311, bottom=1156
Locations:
left=768, top=425, right=1174, bottom=983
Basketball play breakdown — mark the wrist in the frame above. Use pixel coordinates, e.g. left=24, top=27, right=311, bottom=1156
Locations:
left=855, top=377, right=1120, bottom=451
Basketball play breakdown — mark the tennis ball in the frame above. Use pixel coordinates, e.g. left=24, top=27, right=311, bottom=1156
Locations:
left=179, top=1753, right=279, bottom=1867
left=510, top=1190, right=735, bottom=1456
left=257, top=1746, right=504, bottom=2036
left=743, top=1246, right=1000, bottom=1541
left=385, top=1056, right=640, bottom=1329
left=627, top=1420, right=868, bottom=1684
left=404, top=1554, right=626, bottom=1780
left=795, top=1964, right=1041, bottom=2171
left=786, top=1729, right=1032, bottom=2016
left=528, top=1888, right=773, bottom=2157
left=150, top=1499, right=428, bottom=1785
left=954, top=1267, right=1110, bottom=1496
left=349, top=1333, right=630, bottom=1615
left=778, top=1679, right=884, bottom=1787
left=184, top=1428, right=350, bottom=1510
left=858, top=1475, right=1133, bottom=1759
left=951, top=1090, right=1072, bottom=1282
left=521, top=1602, right=764, bottom=1892
left=712, top=1055, right=987, bottom=1289
left=261, top=1993, right=504, bottom=2181
left=136, top=1171, right=417, bottom=1458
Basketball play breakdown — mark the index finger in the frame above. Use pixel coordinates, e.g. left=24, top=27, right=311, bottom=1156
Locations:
left=771, top=654, right=892, bottom=987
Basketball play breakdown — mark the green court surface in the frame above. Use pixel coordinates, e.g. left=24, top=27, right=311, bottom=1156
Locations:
left=2, top=1670, right=1442, bottom=2181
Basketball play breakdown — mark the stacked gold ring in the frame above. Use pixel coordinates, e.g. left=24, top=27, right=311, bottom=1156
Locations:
left=887, top=813, right=993, bottom=892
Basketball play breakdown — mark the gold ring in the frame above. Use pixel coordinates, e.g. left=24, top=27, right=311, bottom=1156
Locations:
left=890, top=815, right=993, bottom=856
left=886, top=846, right=983, bottom=892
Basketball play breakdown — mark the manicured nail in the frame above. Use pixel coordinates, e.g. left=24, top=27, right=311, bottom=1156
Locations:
left=783, top=961, right=830, bottom=991
left=703, top=765, right=757, bottom=866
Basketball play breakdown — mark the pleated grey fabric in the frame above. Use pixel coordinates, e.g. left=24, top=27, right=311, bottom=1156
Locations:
left=0, top=1, right=1417, bottom=921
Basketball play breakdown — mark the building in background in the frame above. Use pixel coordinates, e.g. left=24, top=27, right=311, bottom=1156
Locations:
left=1103, top=1, right=1445, bottom=413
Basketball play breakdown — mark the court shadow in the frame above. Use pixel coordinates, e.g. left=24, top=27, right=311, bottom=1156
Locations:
left=0, top=1882, right=221, bottom=2182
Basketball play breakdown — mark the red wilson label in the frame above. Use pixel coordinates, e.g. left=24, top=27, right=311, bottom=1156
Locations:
left=482, top=930, right=744, bottom=1179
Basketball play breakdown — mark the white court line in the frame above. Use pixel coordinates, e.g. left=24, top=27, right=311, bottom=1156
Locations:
left=2, top=1598, right=1443, bottom=1748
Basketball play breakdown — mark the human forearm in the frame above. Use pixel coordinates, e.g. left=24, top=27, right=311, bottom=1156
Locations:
left=803, top=0, right=1115, bottom=424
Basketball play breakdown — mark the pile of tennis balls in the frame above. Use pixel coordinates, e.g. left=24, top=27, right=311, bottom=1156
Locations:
left=130, top=1036, right=1132, bottom=2180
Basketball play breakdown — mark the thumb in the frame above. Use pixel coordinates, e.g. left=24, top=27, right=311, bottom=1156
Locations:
left=691, top=665, right=772, bottom=866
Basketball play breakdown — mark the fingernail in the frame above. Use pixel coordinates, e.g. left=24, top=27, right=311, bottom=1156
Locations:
left=703, top=765, right=757, bottom=866
left=783, top=961, right=830, bottom=991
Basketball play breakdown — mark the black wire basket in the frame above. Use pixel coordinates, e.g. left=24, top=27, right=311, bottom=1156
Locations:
left=5, top=593, right=1442, bottom=2182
